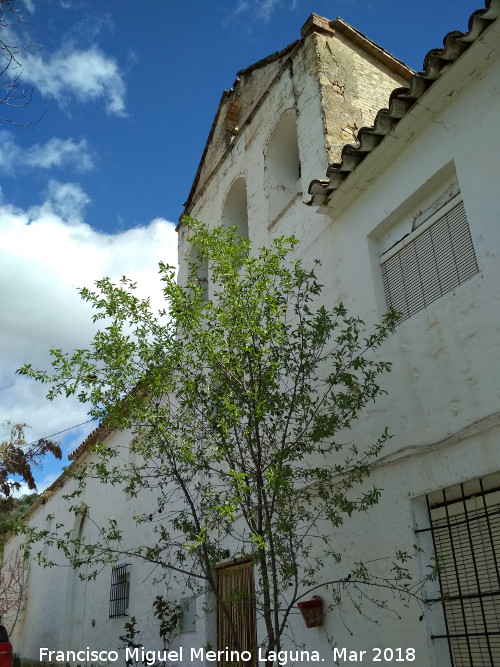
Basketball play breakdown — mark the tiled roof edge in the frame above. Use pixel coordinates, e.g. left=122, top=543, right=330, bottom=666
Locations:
left=307, top=1, right=500, bottom=206
left=67, top=423, right=114, bottom=461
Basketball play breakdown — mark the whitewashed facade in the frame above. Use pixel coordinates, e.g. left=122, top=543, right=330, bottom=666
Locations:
left=3, top=5, right=500, bottom=667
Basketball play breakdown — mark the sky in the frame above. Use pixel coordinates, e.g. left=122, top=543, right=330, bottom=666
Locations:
left=0, top=0, right=484, bottom=491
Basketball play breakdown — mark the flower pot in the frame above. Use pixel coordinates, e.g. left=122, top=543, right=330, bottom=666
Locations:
left=297, top=595, right=323, bottom=628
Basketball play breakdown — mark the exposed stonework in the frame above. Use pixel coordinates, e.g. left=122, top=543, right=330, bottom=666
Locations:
left=313, top=21, right=412, bottom=164
left=182, top=14, right=412, bottom=220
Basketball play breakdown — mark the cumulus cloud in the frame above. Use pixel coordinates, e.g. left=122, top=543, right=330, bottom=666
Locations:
left=22, top=44, right=127, bottom=115
left=0, top=186, right=178, bottom=464
left=0, top=132, right=94, bottom=174
left=42, top=180, right=91, bottom=220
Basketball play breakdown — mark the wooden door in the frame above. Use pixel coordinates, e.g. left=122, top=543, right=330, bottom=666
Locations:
left=217, top=560, right=256, bottom=665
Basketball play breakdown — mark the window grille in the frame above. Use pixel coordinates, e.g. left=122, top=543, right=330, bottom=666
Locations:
left=419, top=479, right=500, bottom=666
left=109, top=563, right=130, bottom=618
left=380, top=200, right=478, bottom=321
left=217, top=560, right=256, bottom=665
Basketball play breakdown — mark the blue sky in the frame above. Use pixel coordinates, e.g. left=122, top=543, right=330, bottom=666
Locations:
left=0, top=0, right=484, bottom=489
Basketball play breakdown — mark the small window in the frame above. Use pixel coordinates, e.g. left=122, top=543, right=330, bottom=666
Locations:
left=380, top=198, right=478, bottom=321
left=109, top=563, right=130, bottom=618
left=416, top=477, right=500, bottom=666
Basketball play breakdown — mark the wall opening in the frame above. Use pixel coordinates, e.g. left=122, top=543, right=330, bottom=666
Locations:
left=265, top=112, right=301, bottom=222
left=222, top=178, right=249, bottom=239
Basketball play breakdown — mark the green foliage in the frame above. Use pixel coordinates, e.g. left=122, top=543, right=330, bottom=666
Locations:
left=119, top=597, right=182, bottom=667
left=154, top=596, right=183, bottom=651
left=0, top=493, right=39, bottom=542
left=119, top=617, right=142, bottom=667
left=18, top=219, right=408, bottom=656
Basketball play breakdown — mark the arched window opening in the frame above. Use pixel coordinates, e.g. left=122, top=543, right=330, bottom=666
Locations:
left=266, top=113, right=301, bottom=221
left=222, top=178, right=249, bottom=239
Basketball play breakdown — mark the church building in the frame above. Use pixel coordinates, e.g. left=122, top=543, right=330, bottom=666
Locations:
left=2, top=4, right=500, bottom=667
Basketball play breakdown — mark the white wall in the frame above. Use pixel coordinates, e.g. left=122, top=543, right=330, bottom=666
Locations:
left=3, top=428, right=208, bottom=665
left=178, top=17, right=500, bottom=666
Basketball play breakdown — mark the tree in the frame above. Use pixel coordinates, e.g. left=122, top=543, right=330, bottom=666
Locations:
left=0, top=422, right=61, bottom=510
left=0, top=550, right=29, bottom=634
left=19, top=220, right=420, bottom=659
left=0, top=492, right=39, bottom=545
left=0, top=0, right=40, bottom=125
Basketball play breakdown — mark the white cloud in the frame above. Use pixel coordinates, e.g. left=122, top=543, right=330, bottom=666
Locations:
left=0, top=187, right=178, bottom=456
left=8, top=481, right=33, bottom=498
left=231, top=0, right=285, bottom=23
left=22, top=44, right=126, bottom=115
left=32, top=471, right=60, bottom=494
left=43, top=180, right=91, bottom=220
left=0, top=132, right=94, bottom=174
left=5, top=472, right=57, bottom=498
left=21, top=0, right=35, bottom=13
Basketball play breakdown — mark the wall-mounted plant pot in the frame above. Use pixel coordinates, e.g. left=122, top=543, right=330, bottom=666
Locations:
left=297, top=595, right=323, bottom=628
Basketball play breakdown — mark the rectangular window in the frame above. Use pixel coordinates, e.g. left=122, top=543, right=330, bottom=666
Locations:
left=418, top=478, right=500, bottom=666
left=380, top=198, right=478, bottom=321
left=109, top=563, right=130, bottom=618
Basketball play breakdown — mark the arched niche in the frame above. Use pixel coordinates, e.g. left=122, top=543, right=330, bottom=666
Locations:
left=222, top=177, right=249, bottom=239
left=265, top=112, right=301, bottom=221
left=66, top=511, right=89, bottom=647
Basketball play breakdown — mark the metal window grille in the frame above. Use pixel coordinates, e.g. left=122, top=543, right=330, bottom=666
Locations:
left=109, top=563, right=130, bottom=618
left=381, top=200, right=478, bottom=321
left=420, top=479, right=500, bottom=666
left=217, top=560, right=256, bottom=665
